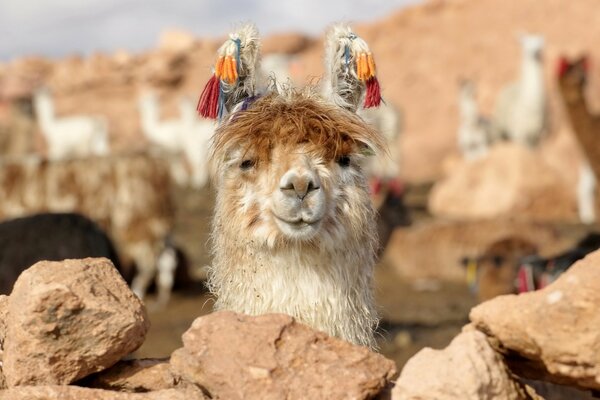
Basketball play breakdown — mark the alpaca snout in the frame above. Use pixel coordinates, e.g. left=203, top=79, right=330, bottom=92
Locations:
left=279, top=169, right=321, bottom=200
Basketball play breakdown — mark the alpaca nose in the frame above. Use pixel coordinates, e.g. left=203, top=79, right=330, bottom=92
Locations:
left=280, top=171, right=320, bottom=200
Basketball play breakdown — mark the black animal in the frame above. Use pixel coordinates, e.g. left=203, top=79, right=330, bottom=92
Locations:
left=0, top=213, right=121, bottom=294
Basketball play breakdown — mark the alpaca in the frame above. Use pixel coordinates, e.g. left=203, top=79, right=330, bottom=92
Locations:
left=179, top=97, right=216, bottom=189
left=457, top=79, right=492, bottom=160
left=33, top=88, right=109, bottom=159
left=198, top=24, right=384, bottom=347
left=557, top=56, right=599, bottom=224
left=492, top=34, right=547, bottom=147
left=139, top=92, right=215, bottom=188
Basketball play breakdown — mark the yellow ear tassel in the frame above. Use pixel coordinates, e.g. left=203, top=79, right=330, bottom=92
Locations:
left=215, top=56, right=225, bottom=78
left=367, top=52, right=376, bottom=77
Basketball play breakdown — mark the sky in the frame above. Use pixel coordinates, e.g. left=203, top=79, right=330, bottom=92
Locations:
left=0, top=0, right=422, bottom=61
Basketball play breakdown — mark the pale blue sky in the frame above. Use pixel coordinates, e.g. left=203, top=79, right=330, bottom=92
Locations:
left=0, top=0, right=422, bottom=60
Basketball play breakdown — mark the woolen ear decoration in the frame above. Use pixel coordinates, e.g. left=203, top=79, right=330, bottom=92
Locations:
left=347, top=37, right=381, bottom=109
left=197, top=25, right=259, bottom=120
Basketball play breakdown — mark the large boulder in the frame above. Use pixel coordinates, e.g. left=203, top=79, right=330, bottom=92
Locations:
left=0, top=386, right=206, bottom=400
left=170, top=311, right=396, bottom=400
left=428, top=144, right=578, bottom=222
left=83, top=358, right=177, bottom=393
left=3, top=258, right=150, bottom=387
left=0, top=294, right=6, bottom=389
left=392, top=328, right=525, bottom=400
left=470, top=249, right=600, bottom=390
left=384, top=218, right=571, bottom=282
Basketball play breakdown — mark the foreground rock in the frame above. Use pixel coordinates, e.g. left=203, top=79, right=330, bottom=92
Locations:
left=471, top=250, right=600, bottom=390
left=3, top=258, right=149, bottom=387
left=392, top=329, right=525, bottom=399
left=0, top=386, right=206, bottom=400
left=83, top=358, right=177, bottom=392
left=170, top=311, right=396, bottom=400
left=429, top=144, right=577, bottom=222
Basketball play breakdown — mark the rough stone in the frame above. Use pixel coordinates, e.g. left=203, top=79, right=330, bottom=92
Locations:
left=470, top=249, right=600, bottom=390
left=0, top=294, right=7, bottom=353
left=0, top=385, right=206, bottom=400
left=3, top=258, right=150, bottom=387
left=83, top=358, right=177, bottom=393
left=428, top=144, right=578, bottom=222
left=170, top=311, right=396, bottom=400
left=392, top=329, right=525, bottom=400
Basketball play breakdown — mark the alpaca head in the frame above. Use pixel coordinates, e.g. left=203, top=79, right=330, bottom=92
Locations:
left=557, top=56, right=589, bottom=98
left=519, top=33, right=544, bottom=61
left=210, top=90, right=383, bottom=247
left=202, top=24, right=384, bottom=249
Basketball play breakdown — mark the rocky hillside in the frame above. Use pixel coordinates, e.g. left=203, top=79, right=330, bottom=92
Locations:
left=1, top=0, right=600, bottom=183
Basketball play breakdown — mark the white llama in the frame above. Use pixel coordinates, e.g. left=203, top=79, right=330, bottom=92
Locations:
left=492, top=34, right=547, bottom=147
left=138, top=92, right=214, bottom=189
left=179, top=97, right=216, bottom=189
left=578, top=162, right=597, bottom=224
left=198, top=24, right=385, bottom=347
left=457, top=79, right=492, bottom=160
left=33, top=88, right=109, bottom=159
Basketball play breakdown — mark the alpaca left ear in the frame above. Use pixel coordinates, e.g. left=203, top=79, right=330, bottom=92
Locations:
left=197, top=23, right=261, bottom=120
left=322, top=24, right=382, bottom=113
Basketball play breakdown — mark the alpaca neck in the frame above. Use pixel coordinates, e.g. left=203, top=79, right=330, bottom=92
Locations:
left=559, top=80, right=600, bottom=179
left=209, top=218, right=377, bottom=347
left=140, top=102, right=163, bottom=140
left=519, top=55, right=544, bottom=102
left=34, top=96, right=56, bottom=135
left=459, top=92, right=479, bottom=126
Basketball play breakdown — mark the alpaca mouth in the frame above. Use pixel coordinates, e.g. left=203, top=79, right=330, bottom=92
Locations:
left=273, top=214, right=322, bottom=238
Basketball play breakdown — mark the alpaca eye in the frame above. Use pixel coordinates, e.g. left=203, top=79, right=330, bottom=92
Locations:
left=239, top=159, right=255, bottom=170
left=337, top=155, right=351, bottom=168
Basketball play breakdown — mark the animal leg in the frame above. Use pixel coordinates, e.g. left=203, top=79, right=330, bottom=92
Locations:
left=578, top=163, right=597, bottom=224
left=155, top=245, right=177, bottom=306
left=128, top=243, right=156, bottom=300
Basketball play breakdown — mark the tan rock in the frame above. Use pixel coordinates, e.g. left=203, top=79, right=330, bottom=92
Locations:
left=470, top=249, right=600, bottom=390
left=392, top=329, right=525, bottom=400
left=158, top=30, right=197, bottom=53
left=384, top=218, right=571, bottom=282
left=84, top=358, right=177, bottom=392
left=520, top=379, right=595, bottom=400
left=170, top=311, right=396, bottom=400
left=0, top=385, right=206, bottom=399
left=0, top=294, right=7, bottom=351
left=3, top=258, right=149, bottom=387
left=428, top=144, right=578, bottom=222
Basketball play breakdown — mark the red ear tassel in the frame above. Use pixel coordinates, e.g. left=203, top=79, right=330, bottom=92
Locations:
left=363, top=76, right=381, bottom=108
left=557, top=57, right=570, bottom=79
left=197, top=74, right=220, bottom=119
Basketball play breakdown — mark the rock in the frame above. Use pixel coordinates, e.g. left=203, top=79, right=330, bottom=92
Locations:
left=428, top=144, right=578, bottom=222
left=384, top=218, right=571, bottom=282
left=3, top=258, right=149, bottom=387
left=392, top=329, right=525, bottom=400
left=0, top=385, right=206, bottom=399
left=470, top=249, right=600, bottom=390
left=519, top=379, right=595, bottom=400
left=158, top=30, right=197, bottom=53
left=83, top=358, right=177, bottom=392
left=170, top=311, right=396, bottom=400
left=0, top=294, right=6, bottom=389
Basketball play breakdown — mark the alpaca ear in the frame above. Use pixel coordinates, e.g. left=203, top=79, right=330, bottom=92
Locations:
left=197, top=23, right=261, bottom=120
left=322, top=24, right=381, bottom=112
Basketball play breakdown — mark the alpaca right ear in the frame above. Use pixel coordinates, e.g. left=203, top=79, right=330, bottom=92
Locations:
left=197, top=23, right=261, bottom=120
left=322, top=24, right=381, bottom=112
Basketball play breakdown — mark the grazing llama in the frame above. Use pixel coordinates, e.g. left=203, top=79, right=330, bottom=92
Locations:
left=493, top=34, right=547, bottom=147
left=197, top=24, right=384, bottom=347
left=557, top=56, right=599, bottom=224
left=138, top=92, right=215, bottom=188
left=33, top=88, right=109, bottom=159
left=457, top=79, right=492, bottom=160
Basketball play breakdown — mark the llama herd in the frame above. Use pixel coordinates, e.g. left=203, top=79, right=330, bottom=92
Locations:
left=457, top=34, right=598, bottom=225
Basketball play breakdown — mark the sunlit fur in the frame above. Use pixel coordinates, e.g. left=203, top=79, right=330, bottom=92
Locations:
left=208, top=90, right=385, bottom=347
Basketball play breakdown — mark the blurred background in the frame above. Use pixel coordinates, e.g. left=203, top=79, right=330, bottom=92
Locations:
left=1, top=0, right=599, bottom=370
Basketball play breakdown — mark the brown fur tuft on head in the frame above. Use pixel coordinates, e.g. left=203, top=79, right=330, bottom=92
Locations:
left=209, top=89, right=386, bottom=169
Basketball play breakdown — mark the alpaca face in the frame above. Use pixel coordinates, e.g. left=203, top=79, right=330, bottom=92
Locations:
left=211, top=92, right=382, bottom=248
left=558, top=57, right=588, bottom=100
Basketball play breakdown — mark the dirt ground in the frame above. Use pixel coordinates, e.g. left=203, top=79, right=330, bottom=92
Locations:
left=135, top=184, right=475, bottom=370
